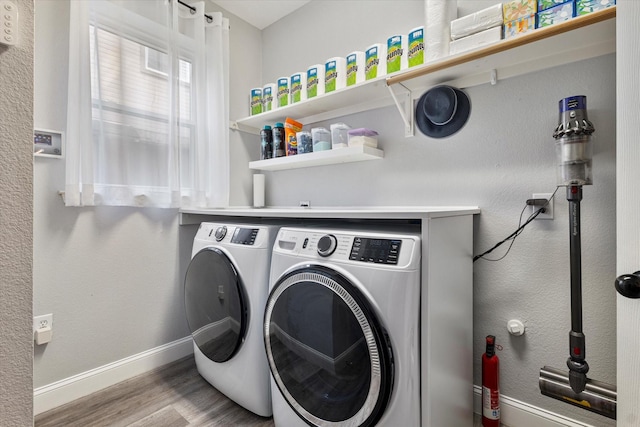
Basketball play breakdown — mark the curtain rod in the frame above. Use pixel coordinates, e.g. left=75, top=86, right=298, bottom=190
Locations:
left=177, top=0, right=214, bottom=23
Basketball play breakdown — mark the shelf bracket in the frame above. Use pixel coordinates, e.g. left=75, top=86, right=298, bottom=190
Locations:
left=490, top=69, right=498, bottom=86
left=387, top=83, right=414, bottom=138
left=229, top=121, right=260, bottom=135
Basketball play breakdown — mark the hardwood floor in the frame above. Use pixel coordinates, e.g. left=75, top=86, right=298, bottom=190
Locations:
left=34, top=356, right=275, bottom=427
left=35, top=355, right=486, bottom=426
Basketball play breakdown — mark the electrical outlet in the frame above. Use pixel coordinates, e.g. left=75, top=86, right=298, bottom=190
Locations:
left=33, top=313, right=53, bottom=332
left=532, top=193, right=554, bottom=220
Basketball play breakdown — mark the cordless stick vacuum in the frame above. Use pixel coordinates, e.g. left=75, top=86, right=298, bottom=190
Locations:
left=538, top=96, right=617, bottom=420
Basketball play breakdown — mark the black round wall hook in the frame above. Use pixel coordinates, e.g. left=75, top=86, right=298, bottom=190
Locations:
left=615, top=271, right=640, bottom=299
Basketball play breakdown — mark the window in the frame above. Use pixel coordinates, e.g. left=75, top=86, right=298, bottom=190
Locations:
left=143, top=46, right=192, bottom=84
left=65, top=0, right=229, bottom=208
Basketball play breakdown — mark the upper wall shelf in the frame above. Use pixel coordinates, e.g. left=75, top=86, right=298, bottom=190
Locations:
left=231, top=7, right=616, bottom=134
left=387, top=6, right=616, bottom=91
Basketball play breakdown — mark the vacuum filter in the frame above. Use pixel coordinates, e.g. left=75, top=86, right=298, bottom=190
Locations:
left=553, top=96, right=594, bottom=186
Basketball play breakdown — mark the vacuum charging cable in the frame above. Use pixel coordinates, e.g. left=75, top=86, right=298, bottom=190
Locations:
left=474, top=187, right=560, bottom=262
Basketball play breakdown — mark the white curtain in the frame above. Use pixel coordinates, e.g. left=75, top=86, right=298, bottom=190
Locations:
left=65, top=0, right=230, bottom=208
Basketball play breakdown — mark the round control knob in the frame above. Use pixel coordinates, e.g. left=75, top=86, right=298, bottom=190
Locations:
left=317, top=234, right=337, bottom=257
left=214, top=226, right=227, bottom=242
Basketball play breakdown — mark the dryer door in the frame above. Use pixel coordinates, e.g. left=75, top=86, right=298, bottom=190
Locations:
left=184, top=247, right=247, bottom=363
left=264, top=265, right=393, bottom=427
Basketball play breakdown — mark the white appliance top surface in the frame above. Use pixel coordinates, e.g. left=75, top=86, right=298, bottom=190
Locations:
left=181, top=206, right=480, bottom=219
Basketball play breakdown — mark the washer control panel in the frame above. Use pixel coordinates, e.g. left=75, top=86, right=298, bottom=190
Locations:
left=317, top=234, right=337, bottom=257
left=349, top=237, right=401, bottom=265
left=275, top=227, right=420, bottom=269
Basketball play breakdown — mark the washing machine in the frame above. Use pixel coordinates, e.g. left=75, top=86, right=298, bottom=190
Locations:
left=184, top=222, right=279, bottom=417
left=264, top=226, right=421, bottom=427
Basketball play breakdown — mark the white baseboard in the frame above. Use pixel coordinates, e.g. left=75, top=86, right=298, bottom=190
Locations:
left=473, top=385, right=597, bottom=427
left=34, top=336, right=194, bottom=416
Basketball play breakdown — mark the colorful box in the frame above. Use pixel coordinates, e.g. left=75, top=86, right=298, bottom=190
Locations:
left=538, top=0, right=571, bottom=11
left=537, top=1, right=575, bottom=28
left=504, top=14, right=536, bottom=38
left=503, top=0, right=537, bottom=22
left=450, top=3, right=503, bottom=40
left=576, top=0, right=615, bottom=15
left=449, top=26, right=503, bottom=56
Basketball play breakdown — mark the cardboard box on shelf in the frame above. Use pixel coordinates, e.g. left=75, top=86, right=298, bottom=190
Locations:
left=576, top=0, right=615, bottom=15
left=450, top=26, right=503, bottom=56
left=450, top=3, right=503, bottom=40
left=537, top=1, right=575, bottom=28
left=504, top=14, right=536, bottom=38
left=503, top=0, right=537, bottom=22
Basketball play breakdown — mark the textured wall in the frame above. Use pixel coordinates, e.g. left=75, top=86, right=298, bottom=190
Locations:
left=0, top=0, right=34, bottom=425
left=256, top=2, right=617, bottom=426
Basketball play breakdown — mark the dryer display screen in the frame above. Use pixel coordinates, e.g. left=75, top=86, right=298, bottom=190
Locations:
left=349, top=238, right=401, bottom=264
left=231, top=228, right=258, bottom=245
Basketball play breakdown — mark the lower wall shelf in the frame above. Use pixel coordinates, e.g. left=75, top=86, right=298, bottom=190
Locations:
left=248, top=145, right=384, bottom=171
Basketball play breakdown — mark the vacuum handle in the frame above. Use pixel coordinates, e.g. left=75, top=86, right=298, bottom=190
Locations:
left=615, top=271, right=640, bottom=299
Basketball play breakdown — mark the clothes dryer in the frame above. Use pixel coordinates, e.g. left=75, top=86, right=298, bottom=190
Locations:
left=184, top=222, right=279, bottom=417
left=264, top=226, right=421, bottom=427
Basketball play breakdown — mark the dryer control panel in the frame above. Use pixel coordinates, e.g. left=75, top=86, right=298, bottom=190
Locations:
left=230, top=227, right=259, bottom=245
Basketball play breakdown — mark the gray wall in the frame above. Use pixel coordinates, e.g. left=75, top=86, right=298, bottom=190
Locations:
left=32, top=0, right=261, bottom=387
left=252, top=1, right=617, bottom=426
left=32, top=1, right=617, bottom=426
left=0, top=0, right=34, bottom=425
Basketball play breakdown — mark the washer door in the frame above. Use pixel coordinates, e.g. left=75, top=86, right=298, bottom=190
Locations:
left=264, top=265, right=393, bottom=427
left=184, top=247, right=248, bottom=363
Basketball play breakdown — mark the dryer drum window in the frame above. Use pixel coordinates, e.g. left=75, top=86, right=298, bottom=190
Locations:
left=264, top=265, right=393, bottom=427
left=184, top=248, right=248, bottom=363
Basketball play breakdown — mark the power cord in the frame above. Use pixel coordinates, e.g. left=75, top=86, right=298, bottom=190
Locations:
left=473, top=186, right=561, bottom=262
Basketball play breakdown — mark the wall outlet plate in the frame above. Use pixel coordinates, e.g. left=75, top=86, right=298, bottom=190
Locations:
left=532, top=193, right=554, bottom=220
left=33, top=313, right=53, bottom=332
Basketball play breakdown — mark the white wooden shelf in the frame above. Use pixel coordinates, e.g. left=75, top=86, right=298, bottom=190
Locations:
left=232, top=7, right=616, bottom=134
left=386, top=6, right=616, bottom=92
left=232, top=76, right=391, bottom=135
left=248, top=145, right=384, bottom=171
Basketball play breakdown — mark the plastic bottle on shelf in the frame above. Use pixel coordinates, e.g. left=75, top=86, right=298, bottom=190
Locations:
left=260, top=125, right=273, bottom=160
left=273, top=122, right=286, bottom=158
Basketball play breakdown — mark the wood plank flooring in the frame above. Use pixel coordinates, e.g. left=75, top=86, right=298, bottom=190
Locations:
left=35, top=355, right=485, bottom=426
left=34, top=356, right=275, bottom=427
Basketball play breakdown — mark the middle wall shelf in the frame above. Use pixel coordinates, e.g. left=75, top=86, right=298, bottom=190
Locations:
left=248, top=145, right=384, bottom=171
